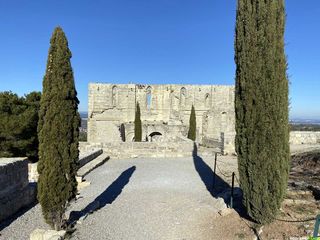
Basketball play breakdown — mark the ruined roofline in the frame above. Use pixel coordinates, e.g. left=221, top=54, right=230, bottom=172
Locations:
left=88, top=82, right=234, bottom=88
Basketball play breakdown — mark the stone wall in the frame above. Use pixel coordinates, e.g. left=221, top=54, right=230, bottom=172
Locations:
left=80, top=139, right=196, bottom=159
left=78, top=149, right=103, bottom=168
left=290, top=131, right=320, bottom=145
left=87, top=83, right=236, bottom=153
left=0, top=158, right=36, bottom=221
left=28, top=162, right=39, bottom=183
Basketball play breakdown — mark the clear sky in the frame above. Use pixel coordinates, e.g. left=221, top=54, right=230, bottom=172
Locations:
left=0, top=1, right=319, bottom=119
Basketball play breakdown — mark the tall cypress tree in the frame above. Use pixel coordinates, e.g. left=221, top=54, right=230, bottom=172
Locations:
left=134, top=102, right=142, bottom=142
left=37, top=27, right=80, bottom=230
left=187, top=105, right=196, bottom=141
left=235, top=0, right=290, bottom=224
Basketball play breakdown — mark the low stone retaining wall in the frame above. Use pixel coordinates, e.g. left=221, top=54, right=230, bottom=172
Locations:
left=78, top=149, right=103, bottom=168
left=101, top=141, right=195, bottom=159
left=80, top=141, right=196, bottom=159
left=290, top=131, right=320, bottom=145
left=0, top=158, right=36, bottom=221
left=79, top=141, right=103, bottom=153
left=28, top=149, right=104, bottom=183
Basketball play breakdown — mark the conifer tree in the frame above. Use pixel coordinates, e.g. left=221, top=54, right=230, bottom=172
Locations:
left=37, top=27, right=80, bottom=230
left=187, top=105, right=196, bottom=141
left=134, top=102, right=142, bottom=142
left=235, top=0, right=290, bottom=224
left=24, top=91, right=41, bottom=161
left=0, top=91, right=41, bottom=161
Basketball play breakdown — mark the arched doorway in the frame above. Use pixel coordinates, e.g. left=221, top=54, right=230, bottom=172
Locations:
left=148, top=132, right=163, bottom=142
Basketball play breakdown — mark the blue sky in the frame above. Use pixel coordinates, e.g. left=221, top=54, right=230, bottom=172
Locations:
left=0, top=1, right=319, bottom=119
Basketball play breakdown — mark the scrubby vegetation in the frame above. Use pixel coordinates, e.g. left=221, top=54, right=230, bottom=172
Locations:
left=290, top=124, right=320, bottom=131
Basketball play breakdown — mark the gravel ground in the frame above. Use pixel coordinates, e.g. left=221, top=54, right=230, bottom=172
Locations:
left=0, top=203, right=49, bottom=239
left=0, top=154, right=235, bottom=240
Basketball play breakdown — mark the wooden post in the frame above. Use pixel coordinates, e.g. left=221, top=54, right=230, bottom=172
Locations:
left=313, top=214, right=320, bottom=238
left=212, top=152, right=217, bottom=190
left=230, top=172, right=235, bottom=208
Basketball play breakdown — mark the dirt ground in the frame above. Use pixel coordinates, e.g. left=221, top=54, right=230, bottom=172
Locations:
left=213, top=147, right=320, bottom=240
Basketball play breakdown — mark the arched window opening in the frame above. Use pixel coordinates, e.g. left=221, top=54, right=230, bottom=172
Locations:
left=180, top=87, right=186, bottom=108
left=205, top=94, right=210, bottom=108
left=112, top=86, right=117, bottom=107
left=221, top=112, right=227, bottom=124
left=146, top=86, right=152, bottom=110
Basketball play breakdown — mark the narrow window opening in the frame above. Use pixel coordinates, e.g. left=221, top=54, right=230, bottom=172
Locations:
left=112, top=86, right=117, bottom=107
left=180, top=87, right=186, bottom=108
left=205, top=94, right=210, bottom=108
left=146, top=86, right=152, bottom=110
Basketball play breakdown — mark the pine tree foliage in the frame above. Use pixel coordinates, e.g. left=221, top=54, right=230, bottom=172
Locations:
left=235, top=0, right=290, bottom=224
left=37, top=27, right=80, bottom=230
left=187, top=105, right=196, bottom=141
left=134, top=102, right=142, bottom=142
left=0, top=91, right=41, bottom=161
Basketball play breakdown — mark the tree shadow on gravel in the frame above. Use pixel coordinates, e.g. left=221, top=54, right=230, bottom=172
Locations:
left=68, top=166, right=136, bottom=225
left=192, top=143, right=249, bottom=219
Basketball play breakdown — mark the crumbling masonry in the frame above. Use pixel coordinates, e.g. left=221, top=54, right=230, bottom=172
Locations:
left=87, top=83, right=236, bottom=154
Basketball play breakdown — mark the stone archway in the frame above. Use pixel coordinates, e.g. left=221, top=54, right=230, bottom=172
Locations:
left=148, top=132, right=163, bottom=142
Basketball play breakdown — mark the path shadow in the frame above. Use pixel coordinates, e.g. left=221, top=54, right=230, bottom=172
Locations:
left=193, top=143, right=230, bottom=198
left=192, top=143, right=249, bottom=219
left=0, top=183, right=37, bottom=231
left=69, top=166, right=136, bottom=224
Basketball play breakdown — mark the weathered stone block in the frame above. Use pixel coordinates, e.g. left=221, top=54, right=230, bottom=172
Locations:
left=30, top=229, right=66, bottom=240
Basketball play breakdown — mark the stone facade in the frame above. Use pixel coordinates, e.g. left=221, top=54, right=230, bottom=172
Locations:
left=290, top=131, right=320, bottom=145
left=87, top=83, right=236, bottom=154
left=0, top=158, right=36, bottom=221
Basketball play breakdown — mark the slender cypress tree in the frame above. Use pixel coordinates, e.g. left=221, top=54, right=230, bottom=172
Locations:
left=37, top=27, right=80, bottom=230
left=134, top=102, right=142, bottom=142
left=235, top=0, right=290, bottom=224
left=187, top=105, right=196, bottom=141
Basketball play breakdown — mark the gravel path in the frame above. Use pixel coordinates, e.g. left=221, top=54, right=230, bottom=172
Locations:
left=1, top=155, right=234, bottom=240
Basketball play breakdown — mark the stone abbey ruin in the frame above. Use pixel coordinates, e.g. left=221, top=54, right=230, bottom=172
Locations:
left=87, top=83, right=236, bottom=155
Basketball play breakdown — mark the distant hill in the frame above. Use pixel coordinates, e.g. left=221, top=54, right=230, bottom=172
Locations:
left=79, top=112, right=88, bottom=119
left=290, top=118, right=320, bottom=125
left=290, top=118, right=320, bottom=131
left=79, top=112, right=88, bottom=131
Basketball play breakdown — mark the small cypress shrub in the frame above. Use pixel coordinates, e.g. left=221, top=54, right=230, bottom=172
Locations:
left=187, top=105, right=196, bottom=141
left=37, top=27, right=80, bottom=230
left=134, top=102, right=142, bottom=142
